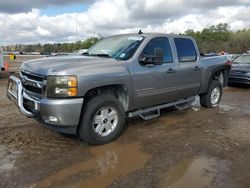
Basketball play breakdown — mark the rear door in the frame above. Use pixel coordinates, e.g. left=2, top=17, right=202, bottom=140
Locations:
left=174, top=38, right=202, bottom=98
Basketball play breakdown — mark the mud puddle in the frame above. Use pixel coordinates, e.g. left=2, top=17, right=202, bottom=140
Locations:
left=31, top=142, right=150, bottom=188
left=158, top=156, right=229, bottom=188
left=0, top=144, right=19, bottom=173
left=219, top=104, right=250, bottom=115
left=219, top=104, right=237, bottom=112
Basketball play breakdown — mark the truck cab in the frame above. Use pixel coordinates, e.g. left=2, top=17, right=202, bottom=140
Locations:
left=128, top=34, right=202, bottom=109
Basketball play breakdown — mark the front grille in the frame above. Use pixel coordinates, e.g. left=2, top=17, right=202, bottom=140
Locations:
left=21, top=70, right=43, bottom=82
left=20, top=70, right=44, bottom=98
left=23, top=85, right=42, bottom=95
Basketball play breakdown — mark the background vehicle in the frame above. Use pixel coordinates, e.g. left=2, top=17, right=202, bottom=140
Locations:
left=69, top=49, right=88, bottom=56
left=7, top=33, right=231, bottom=145
left=228, top=54, right=250, bottom=85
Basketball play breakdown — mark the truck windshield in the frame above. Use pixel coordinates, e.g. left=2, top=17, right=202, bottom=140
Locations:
left=84, top=35, right=144, bottom=60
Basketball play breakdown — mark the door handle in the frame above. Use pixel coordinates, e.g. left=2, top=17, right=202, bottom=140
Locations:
left=193, top=66, right=201, bottom=71
left=166, top=68, right=176, bottom=74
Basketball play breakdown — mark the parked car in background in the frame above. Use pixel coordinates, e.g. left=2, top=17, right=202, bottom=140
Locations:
left=229, top=54, right=250, bottom=85
left=45, top=52, right=68, bottom=57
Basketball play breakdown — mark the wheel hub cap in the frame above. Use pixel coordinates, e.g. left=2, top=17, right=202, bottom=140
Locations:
left=211, top=87, right=220, bottom=105
left=92, top=106, right=118, bottom=137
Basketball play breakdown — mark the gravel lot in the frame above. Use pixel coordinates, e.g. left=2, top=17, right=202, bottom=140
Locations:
left=0, top=58, right=250, bottom=188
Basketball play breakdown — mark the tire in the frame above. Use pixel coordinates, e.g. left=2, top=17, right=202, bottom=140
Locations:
left=78, top=94, right=125, bottom=145
left=200, top=80, right=222, bottom=108
left=218, top=72, right=224, bottom=86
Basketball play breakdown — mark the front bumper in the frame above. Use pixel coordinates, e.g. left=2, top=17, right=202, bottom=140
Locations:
left=7, top=75, right=83, bottom=134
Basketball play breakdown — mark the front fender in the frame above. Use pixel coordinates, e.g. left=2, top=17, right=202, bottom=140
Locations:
left=77, top=66, right=135, bottom=110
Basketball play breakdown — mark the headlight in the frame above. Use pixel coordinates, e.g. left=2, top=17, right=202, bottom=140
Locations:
left=47, top=76, right=78, bottom=98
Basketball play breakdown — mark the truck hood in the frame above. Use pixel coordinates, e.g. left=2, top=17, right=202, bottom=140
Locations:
left=21, top=56, right=122, bottom=75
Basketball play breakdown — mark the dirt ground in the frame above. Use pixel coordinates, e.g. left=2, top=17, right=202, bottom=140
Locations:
left=0, top=59, right=250, bottom=188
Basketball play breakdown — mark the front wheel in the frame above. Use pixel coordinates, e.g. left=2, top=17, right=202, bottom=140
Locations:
left=200, top=80, right=222, bottom=108
left=78, top=94, right=125, bottom=145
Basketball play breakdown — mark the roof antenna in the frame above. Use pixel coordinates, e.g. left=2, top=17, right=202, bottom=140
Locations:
left=138, top=30, right=143, bottom=35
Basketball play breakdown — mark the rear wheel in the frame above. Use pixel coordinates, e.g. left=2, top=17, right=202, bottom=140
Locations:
left=78, top=94, right=125, bottom=145
left=200, top=80, right=222, bottom=108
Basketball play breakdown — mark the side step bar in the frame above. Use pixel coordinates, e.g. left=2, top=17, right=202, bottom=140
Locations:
left=139, top=109, right=160, bottom=121
left=128, top=97, right=195, bottom=120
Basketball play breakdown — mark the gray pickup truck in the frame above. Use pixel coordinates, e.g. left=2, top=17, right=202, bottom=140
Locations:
left=7, top=33, right=232, bottom=145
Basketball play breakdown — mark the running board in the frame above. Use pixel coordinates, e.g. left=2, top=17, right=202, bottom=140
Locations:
left=139, top=109, right=160, bottom=120
left=128, top=97, right=195, bottom=120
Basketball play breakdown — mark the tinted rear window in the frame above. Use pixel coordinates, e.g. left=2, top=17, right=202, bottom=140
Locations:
left=174, top=38, right=197, bottom=62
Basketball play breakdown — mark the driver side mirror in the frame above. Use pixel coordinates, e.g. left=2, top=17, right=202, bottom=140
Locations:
left=139, top=48, right=164, bottom=66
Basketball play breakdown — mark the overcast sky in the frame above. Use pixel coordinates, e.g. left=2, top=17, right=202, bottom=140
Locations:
left=0, top=0, right=250, bottom=45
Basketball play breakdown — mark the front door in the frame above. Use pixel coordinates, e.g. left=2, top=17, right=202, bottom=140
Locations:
left=129, top=37, right=178, bottom=108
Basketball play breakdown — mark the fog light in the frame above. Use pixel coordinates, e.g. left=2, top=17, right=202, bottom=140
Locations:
left=48, top=116, right=58, bottom=123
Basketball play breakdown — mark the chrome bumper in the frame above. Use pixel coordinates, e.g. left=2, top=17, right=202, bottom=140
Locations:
left=7, top=76, right=39, bottom=118
left=7, top=75, right=83, bottom=129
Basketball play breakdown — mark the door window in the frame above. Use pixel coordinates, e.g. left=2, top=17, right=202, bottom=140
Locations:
left=174, top=38, right=197, bottom=62
left=141, top=37, right=173, bottom=63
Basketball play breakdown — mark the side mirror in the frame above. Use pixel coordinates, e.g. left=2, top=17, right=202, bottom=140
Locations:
left=139, top=48, right=164, bottom=66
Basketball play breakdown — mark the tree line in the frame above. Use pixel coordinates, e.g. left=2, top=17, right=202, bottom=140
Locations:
left=184, top=23, right=250, bottom=54
left=3, top=37, right=100, bottom=54
left=3, top=23, right=250, bottom=54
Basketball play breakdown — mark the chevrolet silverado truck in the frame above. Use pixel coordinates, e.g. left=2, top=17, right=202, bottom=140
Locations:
left=7, top=33, right=232, bottom=145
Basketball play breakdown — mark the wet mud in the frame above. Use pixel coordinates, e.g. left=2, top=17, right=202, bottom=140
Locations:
left=158, top=156, right=230, bottom=188
left=33, top=143, right=150, bottom=188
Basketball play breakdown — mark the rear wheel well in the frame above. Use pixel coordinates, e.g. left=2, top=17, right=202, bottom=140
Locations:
left=200, top=80, right=222, bottom=108
left=84, top=85, right=129, bottom=112
left=210, top=67, right=230, bottom=87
